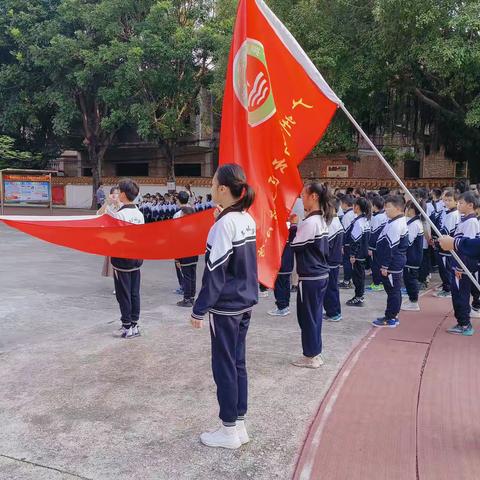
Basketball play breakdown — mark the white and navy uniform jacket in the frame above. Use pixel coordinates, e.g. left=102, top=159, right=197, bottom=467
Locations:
left=109, top=204, right=145, bottom=271
left=430, top=200, right=444, bottom=235
left=278, top=224, right=295, bottom=275
left=438, top=208, right=460, bottom=257
left=173, top=206, right=199, bottom=267
left=350, top=215, right=370, bottom=261
left=405, top=216, right=424, bottom=269
left=192, top=210, right=258, bottom=320
left=424, top=202, right=435, bottom=248
left=368, top=210, right=388, bottom=253
left=327, top=217, right=344, bottom=268
left=341, top=208, right=355, bottom=247
left=452, top=213, right=480, bottom=273
left=375, top=215, right=409, bottom=274
left=291, top=212, right=330, bottom=281
left=337, top=206, right=344, bottom=222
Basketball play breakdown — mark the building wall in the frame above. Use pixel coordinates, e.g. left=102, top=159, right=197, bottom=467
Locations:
left=422, top=147, right=456, bottom=178
left=299, top=153, right=404, bottom=180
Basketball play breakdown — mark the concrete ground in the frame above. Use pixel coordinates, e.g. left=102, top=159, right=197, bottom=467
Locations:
left=0, top=212, right=404, bottom=480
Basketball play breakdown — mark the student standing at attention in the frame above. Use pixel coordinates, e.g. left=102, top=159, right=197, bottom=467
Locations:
left=446, top=192, right=480, bottom=336
left=324, top=200, right=344, bottom=322
left=109, top=179, right=145, bottom=339
left=346, top=197, right=371, bottom=307
left=338, top=195, right=355, bottom=289
left=289, top=183, right=331, bottom=369
left=401, top=200, right=425, bottom=312
left=191, top=164, right=257, bottom=450
left=372, top=195, right=409, bottom=328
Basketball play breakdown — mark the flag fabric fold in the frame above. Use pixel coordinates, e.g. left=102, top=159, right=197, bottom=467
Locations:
left=219, top=0, right=340, bottom=286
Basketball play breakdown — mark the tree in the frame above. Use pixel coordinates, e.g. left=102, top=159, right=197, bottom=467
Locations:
left=123, top=0, right=218, bottom=181
left=0, top=135, right=45, bottom=170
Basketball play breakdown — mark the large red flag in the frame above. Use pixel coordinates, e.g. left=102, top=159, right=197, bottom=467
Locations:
left=0, top=0, right=341, bottom=284
left=220, top=0, right=341, bottom=287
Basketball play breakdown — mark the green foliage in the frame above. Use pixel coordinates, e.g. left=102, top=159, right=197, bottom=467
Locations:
left=0, top=135, right=45, bottom=170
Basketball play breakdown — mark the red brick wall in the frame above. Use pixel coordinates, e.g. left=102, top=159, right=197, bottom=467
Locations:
left=422, top=147, right=455, bottom=178
left=299, top=153, right=404, bottom=180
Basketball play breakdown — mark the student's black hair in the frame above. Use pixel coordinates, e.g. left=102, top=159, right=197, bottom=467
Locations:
left=216, top=163, right=255, bottom=211
left=378, top=187, right=390, bottom=197
left=384, top=194, right=406, bottom=210
left=355, top=196, right=372, bottom=219
left=341, top=194, right=354, bottom=207
left=417, top=188, right=428, bottom=201
left=459, top=191, right=479, bottom=209
left=110, top=186, right=119, bottom=195
left=178, top=191, right=190, bottom=205
left=354, top=187, right=366, bottom=198
left=371, top=195, right=385, bottom=211
left=431, top=188, right=442, bottom=200
left=206, top=193, right=212, bottom=202
left=118, top=179, right=140, bottom=201
left=443, top=189, right=457, bottom=200
left=305, top=182, right=333, bottom=224
left=405, top=199, right=425, bottom=216
left=346, top=187, right=354, bottom=195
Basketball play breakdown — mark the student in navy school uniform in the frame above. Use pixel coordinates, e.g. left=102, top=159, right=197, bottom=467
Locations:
left=471, top=204, right=480, bottom=318
left=324, top=201, right=344, bottom=322
left=446, top=192, right=480, bottom=336
left=338, top=194, right=355, bottom=289
left=401, top=200, right=425, bottom=312
left=109, top=179, right=145, bottom=339
left=268, top=224, right=295, bottom=317
left=174, top=191, right=199, bottom=308
left=190, top=164, right=257, bottom=450
left=418, top=188, right=433, bottom=289
left=372, top=195, right=409, bottom=328
left=367, top=195, right=388, bottom=292
left=289, top=183, right=331, bottom=369
left=434, top=190, right=460, bottom=298
left=346, top=197, right=371, bottom=307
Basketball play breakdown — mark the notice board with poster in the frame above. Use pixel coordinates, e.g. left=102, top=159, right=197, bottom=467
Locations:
left=2, top=174, right=51, bottom=204
left=326, top=165, right=349, bottom=178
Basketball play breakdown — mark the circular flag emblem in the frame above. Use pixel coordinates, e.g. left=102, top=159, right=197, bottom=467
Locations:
left=233, top=38, right=276, bottom=127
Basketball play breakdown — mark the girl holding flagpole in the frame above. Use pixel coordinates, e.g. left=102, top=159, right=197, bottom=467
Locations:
left=190, top=164, right=258, bottom=450
left=290, top=183, right=331, bottom=369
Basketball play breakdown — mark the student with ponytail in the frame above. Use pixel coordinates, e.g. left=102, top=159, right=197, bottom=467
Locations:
left=346, top=197, right=372, bottom=307
left=289, top=183, right=331, bottom=369
left=190, top=164, right=258, bottom=450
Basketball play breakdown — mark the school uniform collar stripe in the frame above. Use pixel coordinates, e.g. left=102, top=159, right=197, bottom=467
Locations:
left=207, top=249, right=234, bottom=271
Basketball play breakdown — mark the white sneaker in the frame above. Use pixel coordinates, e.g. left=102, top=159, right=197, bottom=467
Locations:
left=470, top=308, right=480, bottom=318
left=200, top=425, right=241, bottom=449
left=131, top=325, right=141, bottom=337
left=291, top=354, right=325, bottom=369
left=114, top=326, right=129, bottom=338
left=401, top=301, right=420, bottom=311
left=267, top=307, right=290, bottom=316
left=236, top=420, right=250, bottom=445
left=259, top=290, right=269, bottom=298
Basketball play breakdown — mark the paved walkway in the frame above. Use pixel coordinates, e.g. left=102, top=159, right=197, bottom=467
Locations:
left=294, top=290, right=480, bottom=480
left=0, top=221, right=384, bottom=480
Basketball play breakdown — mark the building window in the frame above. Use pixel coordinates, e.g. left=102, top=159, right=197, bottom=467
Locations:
left=404, top=160, right=420, bottom=179
left=455, top=162, right=467, bottom=178
left=82, top=167, right=92, bottom=177
left=116, top=163, right=149, bottom=176
left=174, top=163, right=202, bottom=177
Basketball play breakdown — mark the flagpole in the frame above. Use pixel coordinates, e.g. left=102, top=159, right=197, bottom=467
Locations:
left=339, top=103, right=480, bottom=293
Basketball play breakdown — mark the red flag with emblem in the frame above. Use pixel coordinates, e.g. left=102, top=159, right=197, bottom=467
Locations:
left=220, top=0, right=341, bottom=287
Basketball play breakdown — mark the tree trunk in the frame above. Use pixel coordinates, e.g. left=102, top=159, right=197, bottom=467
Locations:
left=159, top=139, right=176, bottom=182
left=87, top=142, right=105, bottom=210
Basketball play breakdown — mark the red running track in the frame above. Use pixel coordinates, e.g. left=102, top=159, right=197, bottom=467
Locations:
left=294, top=290, right=480, bottom=480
